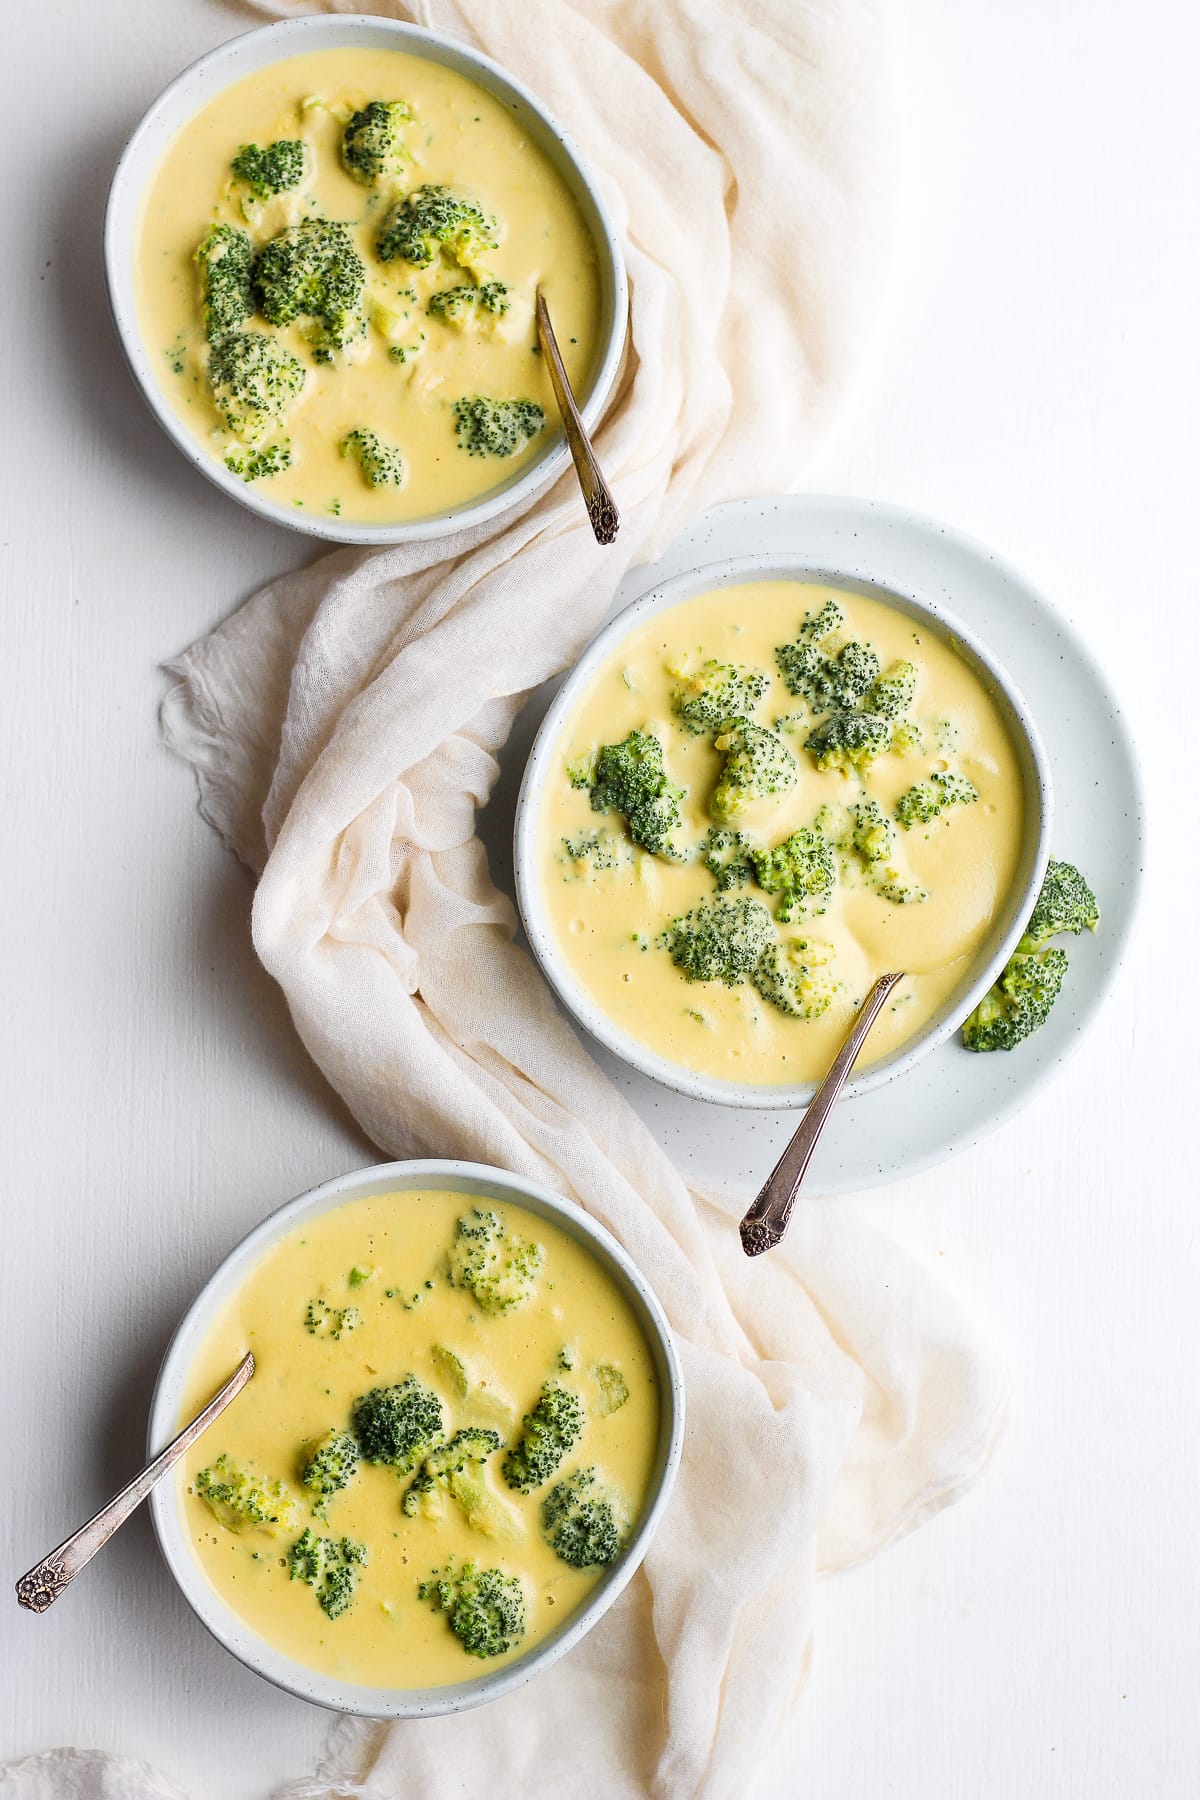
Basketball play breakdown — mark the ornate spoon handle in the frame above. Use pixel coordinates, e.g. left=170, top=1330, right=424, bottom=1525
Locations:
left=15, top=1351, right=254, bottom=1613
left=535, top=288, right=619, bottom=545
left=740, top=973, right=906, bottom=1256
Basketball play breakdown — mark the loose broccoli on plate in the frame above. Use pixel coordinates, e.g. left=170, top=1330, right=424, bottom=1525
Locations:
left=541, top=1468, right=626, bottom=1569
left=253, top=219, right=366, bottom=362
left=962, top=858, right=1099, bottom=1053
left=584, top=729, right=685, bottom=858
left=230, top=139, right=306, bottom=200
left=196, top=1454, right=296, bottom=1534
left=340, top=427, right=406, bottom=489
left=340, top=100, right=413, bottom=185
left=207, top=331, right=305, bottom=445
left=452, top=395, right=545, bottom=458
left=376, top=185, right=498, bottom=268
left=447, top=1207, right=544, bottom=1313
left=659, top=894, right=775, bottom=986
left=502, top=1382, right=584, bottom=1492
left=194, top=224, right=254, bottom=343
left=418, top=1558, right=527, bottom=1659
left=352, top=1376, right=445, bottom=1471
left=710, top=720, right=797, bottom=822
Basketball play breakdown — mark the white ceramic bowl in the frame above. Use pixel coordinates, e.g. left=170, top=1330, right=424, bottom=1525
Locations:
left=514, top=550, right=1054, bottom=1110
left=104, top=16, right=628, bottom=545
left=147, top=1159, right=683, bottom=1717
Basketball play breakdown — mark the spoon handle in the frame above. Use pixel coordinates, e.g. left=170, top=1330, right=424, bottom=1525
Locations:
left=535, top=289, right=619, bottom=545
left=740, top=973, right=906, bottom=1256
left=15, top=1350, right=254, bottom=1613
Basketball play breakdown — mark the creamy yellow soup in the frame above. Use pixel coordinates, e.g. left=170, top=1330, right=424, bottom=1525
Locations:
left=135, top=48, right=603, bottom=522
left=178, top=1188, right=660, bottom=1688
left=538, top=581, right=1026, bottom=1087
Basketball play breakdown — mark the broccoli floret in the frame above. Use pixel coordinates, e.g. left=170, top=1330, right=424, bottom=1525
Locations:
left=557, top=1344, right=579, bottom=1373
left=587, top=730, right=685, bottom=858
left=401, top=1429, right=517, bottom=1538
left=701, top=825, right=754, bottom=891
left=962, top=859, right=1098, bottom=1052
left=447, top=1207, right=544, bottom=1313
left=670, top=659, right=770, bottom=735
left=427, top=280, right=511, bottom=326
left=750, top=828, right=836, bottom=922
left=376, top=184, right=498, bottom=268
left=230, top=140, right=306, bottom=199
left=196, top=1454, right=296, bottom=1534
left=207, top=330, right=305, bottom=444
left=660, top=894, right=775, bottom=986
left=418, top=1558, right=526, bottom=1659
left=895, top=770, right=979, bottom=829
left=873, top=866, right=929, bottom=906
left=775, top=624, right=879, bottom=710
left=863, top=660, right=917, bottom=720
left=304, top=1297, right=359, bottom=1340
left=194, top=225, right=254, bottom=343
left=224, top=441, right=291, bottom=482
left=589, top=1362, right=629, bottom=1417
left=287, top=1528, right=367, bottom=1619
left=890, top=719, right=925, bottom=756
left=752, top=939, right=839, bottom=1019
left=430, top=1345, right=469, bottom=1397
left=502, top=1383, right=584, bottom=1492
left=299, top=1429, right=360, bottom=1511
left=253, top=220, right=366, bottom=362
left=340, top=100, right=413, bottom=184
left=541, top=1469, right=625, bottom=1570
left=340, top=427, right=406, bottom=489
left=352, top=1377, right=445, bottom=1470
left=560, top=830, right=626, bottom=873
left=851, top=798, right=895, bottom=864
left=452, top=395, right=545, bottom=458
left=1025, top=859, right=1100, bottom=942
left=711, top=720, right=797, bottom=822
left=803, top=708, right=891, bottom=775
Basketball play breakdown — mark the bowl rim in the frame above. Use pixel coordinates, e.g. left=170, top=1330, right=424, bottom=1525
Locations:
left=146, top=1157, right=684, bottom=1718
left=513, top=548, right=1055, bottom=1110
left=103, top=13, right=629, bottom=546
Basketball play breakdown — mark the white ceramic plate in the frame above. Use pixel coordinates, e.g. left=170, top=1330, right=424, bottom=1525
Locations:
left=147, top=1159, right=684, bottom=1717
left=488, top=495, right=1143, bottom=1197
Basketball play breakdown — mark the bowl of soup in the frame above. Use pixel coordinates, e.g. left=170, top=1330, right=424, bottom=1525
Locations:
left=514, top=553, right=1053, bottom=1108
left=148, top=1160, right=683, bottom=1715
left=105, top=16, right=627, bottom=543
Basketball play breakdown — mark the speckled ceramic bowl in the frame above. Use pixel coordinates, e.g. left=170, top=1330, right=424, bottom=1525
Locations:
left=514, top=549, right=1054, bottom=1110
left=104, top=15, right=627, bottom=545
left=147, top=1159, right=683, bottom=1717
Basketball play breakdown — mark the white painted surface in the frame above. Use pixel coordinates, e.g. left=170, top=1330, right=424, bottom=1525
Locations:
left=0, top=3, right=1192, bottom=1797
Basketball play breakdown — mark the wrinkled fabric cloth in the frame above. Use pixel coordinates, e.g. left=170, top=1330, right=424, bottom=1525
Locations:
left=2, top=3, right=1011, bottom=1799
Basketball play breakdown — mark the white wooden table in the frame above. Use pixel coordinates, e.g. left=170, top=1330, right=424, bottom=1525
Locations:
left=2, top=3, right=1191, bottom=1795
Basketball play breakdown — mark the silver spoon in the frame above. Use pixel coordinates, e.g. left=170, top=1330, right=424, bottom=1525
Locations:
left=535, top=288, right=619, bottom=545
left=15, top=1351, right=255, bottom=1613
left=740, top=972, right=905, bottom=1256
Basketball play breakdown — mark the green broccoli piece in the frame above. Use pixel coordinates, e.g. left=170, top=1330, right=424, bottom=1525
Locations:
left=962, top=859, right=1098, bottom=1052
left=427, top=280, right=511, bottom=326
left=669, top=660, right=769, bottom=736
left=589, top=1363, right=629, bottom=1417
left=287, top=1528, right=367, bottom=1618
left=304, top=1297, right=359, bottom=1341
left=587, top=730, right=685, bottom=858
left=447, top=1207, right=544, bottom=1313
left=659, top=894, right=775, bottom=986
left=223, top=441, right=292, bottom=482
left=711, top=720, right=797, bottom=822
left=418, top=1558, right=526, bottom=1659
left=502, top=1383, right=584, bottom=1492
left=299, top=1429, right=360, bottom=1511
left=286, top=1525, right=334, bottom=1585
left=352, top=1376, right=445, bottom=1471
left=872, top=866, right=929, bottom=905
left=775, top=605, right=879, bottom=709
left=851, top=798, right=895, bottom=864
left=700, top=825, right=754, bottom=891
left=863, top=659, right=917, bottom=719
left=253, top=220, right=366, bottom=362
left=452, top=395, right=545, bottom=458
left=895, top=770, right=979, bottom=829
left=230, top=140, right=306, bottom=199
left=430, top=1344, right=470, bottom=1398
left=376, top=184, right=498, bottom=268
left=803, top=708, right=891, bottom=775
left=541, top=1469, right=625, bottom=1569
left=560, top=830, right=626, bottom=873
left=207, top=330, right=305, bottom=444
left=340, top=100, right=413, bottom=184
left=557, top=1344, right=579, bottom=1373
left=340, top=427, right=406, bottom=489
left=196, top=1455, right=296, bottom=1534
left=194, top=224, right=254, bottom=342
left=752, top=939, right=839, bottom=1020
left=401, top=1430, right=518, bottom=1538
left=750, top=828, right=836, bottom=922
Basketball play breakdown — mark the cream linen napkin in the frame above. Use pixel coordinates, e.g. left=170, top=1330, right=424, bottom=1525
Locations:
left=2, top=4, right=1009, bottom=1798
